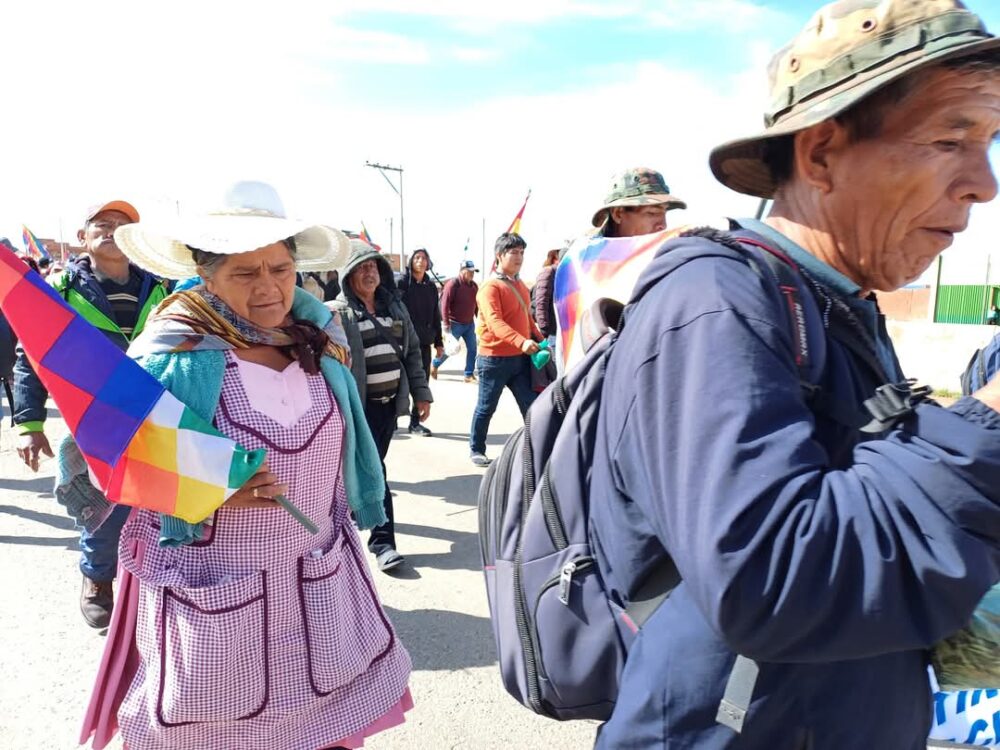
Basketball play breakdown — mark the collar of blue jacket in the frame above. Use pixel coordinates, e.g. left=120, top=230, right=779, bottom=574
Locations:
left=738, top=217, right=900, bottom=381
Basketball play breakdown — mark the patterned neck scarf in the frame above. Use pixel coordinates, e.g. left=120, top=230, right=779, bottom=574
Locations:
left=131, top=287, right=350, bottom=372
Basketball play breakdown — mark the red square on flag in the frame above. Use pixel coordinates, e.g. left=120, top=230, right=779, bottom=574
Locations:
left=0, top=253, right=27, bottom=300
left=2, top=279, right=75, bottom=358
left=87, top=457, right=114, bottom=491
left=115, top=457, right=178, bottom=515
left=33, top=363, right=95, bottom=432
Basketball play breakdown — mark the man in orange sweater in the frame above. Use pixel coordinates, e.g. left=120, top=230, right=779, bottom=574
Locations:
left=469, top=232, right=541, bottom=466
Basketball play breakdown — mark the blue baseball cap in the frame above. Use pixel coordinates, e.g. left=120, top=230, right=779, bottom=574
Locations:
left=459, top=260, right=478, bottom=271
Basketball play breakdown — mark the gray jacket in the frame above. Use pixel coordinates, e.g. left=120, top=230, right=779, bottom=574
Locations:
left=330, top=248, right=432, bottom=417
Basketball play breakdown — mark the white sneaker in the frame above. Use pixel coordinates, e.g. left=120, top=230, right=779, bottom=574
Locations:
left=470, top=452, right=492, bottom=467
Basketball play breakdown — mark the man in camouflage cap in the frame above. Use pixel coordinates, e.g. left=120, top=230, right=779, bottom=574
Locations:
left=591, top=167, right=686, bottom=237
left=591, top=1, right=1000, bottom=748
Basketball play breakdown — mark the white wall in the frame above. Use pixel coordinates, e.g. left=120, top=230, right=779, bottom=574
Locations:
left=888, top=321, right=998, bottom=393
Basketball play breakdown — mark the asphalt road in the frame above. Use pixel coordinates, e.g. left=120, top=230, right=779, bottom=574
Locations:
left=0, top=359, right=598, bottom=750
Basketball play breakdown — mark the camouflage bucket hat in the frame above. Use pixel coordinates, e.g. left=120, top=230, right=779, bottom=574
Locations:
left=591, top=167, right=687, bottom=227
left=710, top=0, right=1000, bottom=199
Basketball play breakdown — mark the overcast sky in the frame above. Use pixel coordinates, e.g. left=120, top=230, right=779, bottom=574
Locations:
left=1, top=0, right=997, bottom=283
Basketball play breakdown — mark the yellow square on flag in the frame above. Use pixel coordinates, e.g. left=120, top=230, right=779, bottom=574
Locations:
left=177, top=475, right=227, bottom=523
left=126, top=421, right=179, bottom=473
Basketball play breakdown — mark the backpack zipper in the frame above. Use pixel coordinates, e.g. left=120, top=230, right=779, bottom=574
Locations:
left=540, top=469, right=568, bottom=550
left=530, top=557, right=596, bottom=685
left=477, top=463, right=495, bottom=565
left=552, top=557, right=594, bottom=606
left=478, top=426, right=522, bottom=564
left=513, top=544, right=544, bottom=714
left=513, top=412, right=545, bottom=715
left=494, top=428, right=521, bottom=557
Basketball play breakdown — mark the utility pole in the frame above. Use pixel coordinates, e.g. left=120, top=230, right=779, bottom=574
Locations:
left=365, top=161, right=404, bottom=271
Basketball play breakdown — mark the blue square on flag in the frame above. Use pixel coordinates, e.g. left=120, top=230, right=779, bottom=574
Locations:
left=97, top=359, right=163, bottom=421
left=40, top=316, right=121, bottom=394
left=75, top=398, right=143, bottom=466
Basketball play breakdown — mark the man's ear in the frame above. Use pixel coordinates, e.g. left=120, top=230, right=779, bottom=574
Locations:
left=609, top=207, right=625, bottom=224
left=792, top=119, right=849, bottom=194
left=77, top=227, right=86, bottom=245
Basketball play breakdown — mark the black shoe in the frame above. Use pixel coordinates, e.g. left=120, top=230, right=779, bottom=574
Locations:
left=408, top=423, right=432, bottom=436
left=80, top=574, right=114, bottom=629
left=376, top=548, right=405, bottom=572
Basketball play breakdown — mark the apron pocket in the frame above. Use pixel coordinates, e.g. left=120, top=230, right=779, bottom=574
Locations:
left=156, top=571, right=268, bottom=726
left=298, top=531, right=394, bottom=695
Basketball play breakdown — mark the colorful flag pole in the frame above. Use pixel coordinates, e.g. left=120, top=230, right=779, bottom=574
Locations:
left=506, top=189, right=532, bottom=235
left=0, top=247, right=282, bottom=527
left=21, top=225, right=51, bottom=260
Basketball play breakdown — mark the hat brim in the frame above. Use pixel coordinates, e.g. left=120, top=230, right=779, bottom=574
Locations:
left=710, top=35, right=1000, bottom=199
left=88, top=200, right=140, bottom=224
left=591, top=194, right=688, bottom=227
left=114, top=215, right=350, bottom=280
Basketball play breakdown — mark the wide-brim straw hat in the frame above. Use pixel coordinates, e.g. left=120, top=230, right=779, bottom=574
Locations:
left=710, top=0, right=1000, bottom=199
left=114, top=181, right=350, bottom=280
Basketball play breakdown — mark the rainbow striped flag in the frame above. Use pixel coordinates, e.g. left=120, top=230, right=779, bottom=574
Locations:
left=506, top=190, right=531, bottom=235
left=0, top=247, right=266, bottom=523
left=21, top=225, right=51, bottom=260
left=554, top=228, right=684, bottom=371
left=359, top=221, right=381, bottom=250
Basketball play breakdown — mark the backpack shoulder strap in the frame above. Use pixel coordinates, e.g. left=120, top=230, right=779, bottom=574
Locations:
left=500, top=277, right=540, bottom=340
left=681, top=227, right=819, bottom=389
left=717, top=656, right=760, bottom=733
left=731, top=235, right=814, bottom=385
left=500, top=277, right=532, bottom=317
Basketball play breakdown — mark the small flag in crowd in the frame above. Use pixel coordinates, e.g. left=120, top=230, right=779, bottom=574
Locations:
left=21, top=225, right=51, bottom=260
left=506, top=189, right=531, bottom=235
left=359, top=221, right=381, bottom=250
left=0, top=247, right=266, bottom=524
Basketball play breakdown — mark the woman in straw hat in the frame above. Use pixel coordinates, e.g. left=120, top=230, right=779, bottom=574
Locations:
left=81, top=181, right=412, bottom=750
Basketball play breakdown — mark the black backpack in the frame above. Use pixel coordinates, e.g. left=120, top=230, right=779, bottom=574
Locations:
left=0, top=311, right=16, bottom=425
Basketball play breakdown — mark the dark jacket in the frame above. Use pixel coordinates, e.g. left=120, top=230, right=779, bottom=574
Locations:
left=396, top=253, right=444, bottom=348
left=591, top=227, right=1000, bottom=749
left=12, top=256, right=171, bottom=432
left=533, top=265, right=557, bottom=338
left=440, top=276, right=478, bottom=326
left=0, top=311, right=14, bottom=380
left=0, top=311, right=14, bottom=421
left=324, top=274, right=341, bottom=302
left=330, top=246, right=432, bottom=418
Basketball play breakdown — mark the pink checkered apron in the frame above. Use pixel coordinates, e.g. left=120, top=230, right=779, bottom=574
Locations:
left=115, top=354, right=412, bottom=750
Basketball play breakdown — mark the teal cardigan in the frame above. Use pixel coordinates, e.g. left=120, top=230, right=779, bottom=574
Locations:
left=137, top=290, right=387, bottom=546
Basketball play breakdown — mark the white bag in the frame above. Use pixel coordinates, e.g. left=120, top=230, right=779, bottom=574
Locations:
left=444, top=331, right=463, bottom=357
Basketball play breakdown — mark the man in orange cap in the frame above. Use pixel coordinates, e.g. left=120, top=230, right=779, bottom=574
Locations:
left=13, top=199, right=172, bottom=628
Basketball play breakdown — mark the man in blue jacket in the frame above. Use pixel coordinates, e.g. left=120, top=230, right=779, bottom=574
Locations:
left=13, top=200, right=171, bottom=628
left=591, top=1, right=1000, bottom=748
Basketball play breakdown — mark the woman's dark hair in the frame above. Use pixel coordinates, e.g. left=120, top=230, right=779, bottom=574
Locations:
left=494, top=232, right=527, bottom=257
left=17, top=254, right=40, bottom=274
left=542, top=249, right=561, bottom=268
left=189, top=236, right=297, bottom=278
